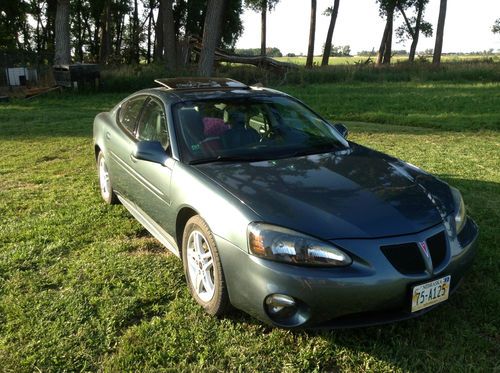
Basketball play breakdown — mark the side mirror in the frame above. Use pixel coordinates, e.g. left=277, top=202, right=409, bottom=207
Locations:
left=333, top=123, right=349, bottom=139
left=134, top=141, right=168, bottom=165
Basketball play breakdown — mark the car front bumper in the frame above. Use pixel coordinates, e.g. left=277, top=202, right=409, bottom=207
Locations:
left=216, top=217, right=478, bottom=328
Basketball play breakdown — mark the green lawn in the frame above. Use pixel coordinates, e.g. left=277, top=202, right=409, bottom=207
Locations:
left=0, top=82, right=499, bottom=371
left=275, top=55, right=500, bottom=65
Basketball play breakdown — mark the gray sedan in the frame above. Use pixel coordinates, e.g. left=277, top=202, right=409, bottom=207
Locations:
left=93, top=78, right=478, bottom=328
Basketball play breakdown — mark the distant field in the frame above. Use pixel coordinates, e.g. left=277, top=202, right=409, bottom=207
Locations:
left=0, top=82, right=499, bottom=371
left=275, top=54, right=500, bottom=65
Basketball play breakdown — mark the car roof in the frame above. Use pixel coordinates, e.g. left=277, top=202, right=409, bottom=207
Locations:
left=133, top=77, right=289, bottom=104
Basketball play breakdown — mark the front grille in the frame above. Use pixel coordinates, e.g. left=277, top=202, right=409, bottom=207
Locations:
left=427, top=231, right=447, bottom=269
left=381, top=243, right=425, bottom=274
left=381, top=230, right=448, bottom=274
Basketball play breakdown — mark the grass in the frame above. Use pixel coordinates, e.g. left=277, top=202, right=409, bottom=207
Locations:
left=275, top=54, right=500, bottom=65
left=0, top=82, right=499, bottom=371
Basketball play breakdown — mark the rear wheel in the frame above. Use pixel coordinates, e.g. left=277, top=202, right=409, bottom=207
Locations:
left=182, top=215, right=229, bottom=316
left=97, top=151, right=119, bottom=204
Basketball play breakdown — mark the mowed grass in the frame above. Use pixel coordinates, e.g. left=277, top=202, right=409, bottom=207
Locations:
left=0, top=82, right=499, bottom=372
left=275, top=55, right=500, bottom=65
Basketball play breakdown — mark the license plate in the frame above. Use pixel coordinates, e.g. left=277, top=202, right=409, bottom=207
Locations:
left=411, top=275, right=451, bottom=312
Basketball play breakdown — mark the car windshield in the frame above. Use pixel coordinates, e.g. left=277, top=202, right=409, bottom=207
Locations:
left=172, top=96, right=348, bottom=164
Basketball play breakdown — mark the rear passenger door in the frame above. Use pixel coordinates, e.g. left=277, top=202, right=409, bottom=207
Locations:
left=128, top=98, right=176, bottom=231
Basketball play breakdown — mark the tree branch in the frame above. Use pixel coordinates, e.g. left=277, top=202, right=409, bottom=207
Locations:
left=396, top=2, right=414, bottom=38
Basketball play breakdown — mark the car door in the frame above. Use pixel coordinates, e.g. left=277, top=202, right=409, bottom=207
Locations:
left=127, top=97, right=176, bottom=233
left=106, top=95, right=147, bottom=200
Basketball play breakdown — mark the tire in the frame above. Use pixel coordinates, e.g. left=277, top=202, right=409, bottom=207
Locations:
left=97, top=151, right=119, bottom=205
left=182, top=215, right=230, bottom=316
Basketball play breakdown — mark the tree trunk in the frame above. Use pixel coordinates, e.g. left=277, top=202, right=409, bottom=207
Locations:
left=99, top=1, right=112, bottom=64
left=382, top=7, right=394, bottom=64
left=92, top=21, right=100, bottom=62
left=45, top=0, right=57, bottom=61
left=261, top=0, right=267, bottom=57
left=163, top=0, right=177, bottom=70
left=54, top=0, right=70, bottom=65
left=75, top=0, right=84, bottom=62
left=133, top=0, right=140, bottom=63
left=154, top=1, right=164, bottom=61
left=115, top=12, right=124, bottom=57
left=409, top=1, right=424, bottom=62
left=321, top=0, right=340, bottom=66
left=305, top=0, right=317, bottom=69
left=198, top=0, right=225, bottom=76
left=376, top=17, right=390, bottom=65
left=147, top=6, right=153, bottom=63
left=433, top=0, right=447, bottom=65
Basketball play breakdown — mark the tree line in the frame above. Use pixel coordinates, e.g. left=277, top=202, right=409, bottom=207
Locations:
left=1, top=0, right=499, bottom=76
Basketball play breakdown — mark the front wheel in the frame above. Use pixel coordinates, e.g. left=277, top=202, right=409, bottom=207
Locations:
left=97, top=151, right=119, bottom=205
left=182, top=215, right=230, bottom=316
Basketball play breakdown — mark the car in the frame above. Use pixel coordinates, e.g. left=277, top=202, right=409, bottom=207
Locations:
left=93, top=77, right=478, bottom=328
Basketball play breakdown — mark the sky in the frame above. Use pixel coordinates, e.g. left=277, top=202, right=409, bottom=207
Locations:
left=236, top=0, right=500, bottom=55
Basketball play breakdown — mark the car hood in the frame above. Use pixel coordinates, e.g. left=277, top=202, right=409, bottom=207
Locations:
left=194, top=143, right=454, bottom=240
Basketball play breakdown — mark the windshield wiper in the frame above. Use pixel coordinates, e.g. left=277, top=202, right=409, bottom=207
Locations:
left=189, top=155, right=263, bottom=165
left=287, top=143, right=343, bottom=158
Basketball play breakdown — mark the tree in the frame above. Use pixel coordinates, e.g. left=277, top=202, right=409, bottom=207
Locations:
left=376, top=0, right=397, bottom=65
left=305, top=0, right=317, bottom=69
left=321, top=0, right=340, bottom=66
left=395, top=0, right=432, bottom=62
left=198, top=0, right=225, bottom=76
left=162, top=0, right=176, bottom=70
left=433, top=0, right=447, bottom=65
left=54, top=0, right=70, bottom=65
left=98, top=0, right=112, bottom=64
left=244, top=0, right=279, bottom=57
left=154, top=0, right=164, bottom=61
left=493, top=19, right=500, bottom=34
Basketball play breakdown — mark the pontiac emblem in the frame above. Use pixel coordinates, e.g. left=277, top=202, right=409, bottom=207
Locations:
left=418, top=241, right=430, bottom=258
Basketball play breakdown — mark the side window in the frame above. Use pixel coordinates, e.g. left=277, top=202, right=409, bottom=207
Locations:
left=136, top=99, right=169, bottom=149
left=118, top=97, right=146, bottom=134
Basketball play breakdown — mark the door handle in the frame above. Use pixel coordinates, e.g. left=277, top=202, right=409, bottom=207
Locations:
left=105, top=132, right=111, bottom=140
left=129, top=153, right=137, bottom=163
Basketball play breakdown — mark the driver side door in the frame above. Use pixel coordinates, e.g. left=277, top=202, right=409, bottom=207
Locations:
left=127, top=97, right=177, bottom=233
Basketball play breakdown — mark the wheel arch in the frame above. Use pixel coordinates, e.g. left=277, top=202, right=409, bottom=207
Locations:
left=94, top=144, right=101, bottom=161
left=175, top=206, right=199, bottom=254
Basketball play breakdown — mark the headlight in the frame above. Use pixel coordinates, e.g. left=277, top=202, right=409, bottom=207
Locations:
left=247, top=223, right=352, bottom=267
left=451, top=187, right=466, bottom=233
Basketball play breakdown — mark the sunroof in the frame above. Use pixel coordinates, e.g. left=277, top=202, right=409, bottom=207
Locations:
left=154, top=77, right=248, bottom=90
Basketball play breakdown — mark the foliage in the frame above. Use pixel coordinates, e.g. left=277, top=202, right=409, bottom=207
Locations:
left=375, top=0, right=398, bottom=17
left=493, top=18, right=500, bottom=34
left=244, top=0, right=280, bottom=12
left=235, top=47, right=282, bottom=57
left=1, top=0, right=244, bottom=66
left=323, top=44, right=351, bottom=57
left=0, top=0, right=30, bottom=53
left=175, top=0, right=243, bottom=50
left=396, top=19, right=433, bottom=42
left=394, top=0, right=433, bottom=44
left=0, top=83, right=499, bottom=370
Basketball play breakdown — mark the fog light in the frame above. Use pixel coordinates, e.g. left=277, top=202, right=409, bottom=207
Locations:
left=265, top=294, right=299, bottom=323
left=266, top=294, right=296, bottom=312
